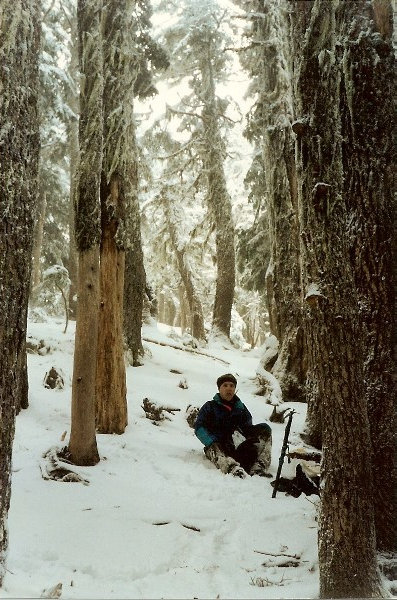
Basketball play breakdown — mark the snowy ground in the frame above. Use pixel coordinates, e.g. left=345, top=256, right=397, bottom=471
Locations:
left=3, top=316, right=320, bottom=600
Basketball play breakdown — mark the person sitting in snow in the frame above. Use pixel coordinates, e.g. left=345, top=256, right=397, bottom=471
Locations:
left=194, top=373, right=272, bottom=479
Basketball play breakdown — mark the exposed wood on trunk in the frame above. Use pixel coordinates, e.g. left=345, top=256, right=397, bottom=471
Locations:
left=69, top=247, right=100, bottom=465
left=96, top=178, right=127, bottom=433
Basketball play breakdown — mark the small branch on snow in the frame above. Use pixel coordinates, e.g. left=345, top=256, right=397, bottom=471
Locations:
left=142, top=337, right=229, bottom=365
left=141, top=398, right=181, bottom=423
left=254, top=550, right=301, bottom=560
left=40, top=447, right=89, bottom=485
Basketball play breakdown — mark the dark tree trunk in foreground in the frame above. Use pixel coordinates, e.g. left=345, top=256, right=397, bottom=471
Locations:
left=0, top=0, right=40, bottom=583
left=68, top=0, right=102, bottom=466
left=339, top=0, right=396, bottom=551
left=291, top=1, right=387, bottom=596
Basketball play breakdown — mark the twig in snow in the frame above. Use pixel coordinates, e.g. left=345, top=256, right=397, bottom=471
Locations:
left=143, top=337, right=229, bottom=365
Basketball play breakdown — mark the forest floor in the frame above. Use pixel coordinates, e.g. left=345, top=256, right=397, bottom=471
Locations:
left=2, top=315, right=387, bottom=599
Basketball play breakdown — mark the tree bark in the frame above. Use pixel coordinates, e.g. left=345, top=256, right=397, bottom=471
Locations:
left=66, top=9, right=79, bottom=321
left=337, top=0, right=396, bottom=551
left=96, top=178, right=128, bottom=433
left=290, top=1, right=386, bottom=596
left=124, top=246, right=146, bottom=366
left=123, top=135, right=146, bottom=367
left=253, top=0, right=306, bottom=401
left=68, top=0, right=102, bottom=466
left=96, top=0, right=139, bottom=433
left=69, top=248, right=100, bottom=464
left=0, top=0, right=40, bottom=583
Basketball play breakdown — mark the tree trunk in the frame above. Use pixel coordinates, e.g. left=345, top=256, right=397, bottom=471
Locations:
left=338, top=0, right=396, bottom=551
left=123, top=135, right=146, bottom=367
left=66, top=9, right=79, bottom=321
left=96, top=177, right=128, bottom=433
left=0, top=0, right=40, bottom=583
left=290, top=1, right=385, bottom=596
left=124, top=246, right=146, bottom=366
left=200, top=40, right=235, bottom=339
left=69, top=248, right=100, bottom=464
left=96, top=0, right=139, bottom=433
left=68, top=0, right=102, bottom=466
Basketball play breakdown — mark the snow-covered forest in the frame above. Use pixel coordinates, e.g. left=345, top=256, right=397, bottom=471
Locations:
left=0, top=0, right=396, bottom=598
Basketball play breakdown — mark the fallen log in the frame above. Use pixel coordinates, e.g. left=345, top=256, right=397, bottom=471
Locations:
left=142, top=337, right=229, bottom=365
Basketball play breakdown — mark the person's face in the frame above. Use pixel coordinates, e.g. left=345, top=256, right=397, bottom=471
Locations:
left=219, top=381, right=236, bottom=402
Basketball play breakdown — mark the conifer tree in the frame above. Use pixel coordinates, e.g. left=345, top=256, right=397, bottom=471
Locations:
left=160, top=0, right=237, bottom=339
left=68, top=0, right=102, bottom=465
left=0, top=0, right=40, bottom=581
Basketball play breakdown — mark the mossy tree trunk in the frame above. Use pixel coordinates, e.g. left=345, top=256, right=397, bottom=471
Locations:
left=0, top=0, right=40, bottom=583
left=68, top=0, right=102, bottom=466
left=123, top=135, right=146, bottom=367
left=66, top=8, right=79, bottom=321
left=96, top=0, right=139, bottom=433
left=290, top=1, right=387, bottom=596
left=338, top=0, right=396, bottom=551
left=247, top=0, right=306, bottom=402
left=200, top=37, right=235, bottom=340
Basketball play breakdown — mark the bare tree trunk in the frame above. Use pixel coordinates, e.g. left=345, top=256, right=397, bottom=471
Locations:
left=0, top=0, right=40, bottom=583
left=290, top=1, right=386, bottom=596
left=68, top=0, right=102, bottom=466
left=69, top=248, right=100, bottom=464
left=96, top=178, right=127, bottom=433
left=339, top=0, right=396, bottom=551
left=123, top=138, right=146, bottom=367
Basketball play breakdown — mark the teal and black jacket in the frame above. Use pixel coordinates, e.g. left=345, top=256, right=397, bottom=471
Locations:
left=194, top=393, right=253, bottom=448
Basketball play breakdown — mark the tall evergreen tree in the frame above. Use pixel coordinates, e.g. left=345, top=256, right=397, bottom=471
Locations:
left=337, top=0, right=396, bottom=551
left=123, top=0, right=169, bottom=366
left=68, top=0, right=102, bottom=466
left=0, top=0, right=41, bottom=581
left=160, top=0, right=237, bottom=339
left=237, top=0, right=306, bottom=401
left=290, top=0, right=392, bottom=595
left=96, top=0, right=142, bottom=433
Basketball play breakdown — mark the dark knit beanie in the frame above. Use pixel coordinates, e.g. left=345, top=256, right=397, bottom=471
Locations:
left=216, top=373, right=237, bottom=388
